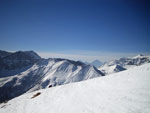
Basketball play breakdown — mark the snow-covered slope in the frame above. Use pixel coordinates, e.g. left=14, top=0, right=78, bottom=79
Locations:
left=99, top=64, right=126, bottom=74
left=0, top=58, right=104, bottom=102
left=0, top=63, right=150, bottom=113
left=99, top=54, right=150, bottom=74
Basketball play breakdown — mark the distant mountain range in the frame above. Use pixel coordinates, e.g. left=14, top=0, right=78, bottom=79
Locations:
left=0, top=50, right=104, bottom=103
left=1, top=62, right=150, bottom=113
left=0, top=50, right=149, bottom=103
left=98, top=54, right=150, bottom=75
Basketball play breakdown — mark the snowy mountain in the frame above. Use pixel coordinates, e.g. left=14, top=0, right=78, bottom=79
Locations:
left=100, top=64, right=126, bottom=75
left=0, top=63, right=150, bottom=113
left=0, top=58, right=104, bottom=103
left=99, top=54, right=150, bottom=74
left=0, top=50, right=41, bottom=78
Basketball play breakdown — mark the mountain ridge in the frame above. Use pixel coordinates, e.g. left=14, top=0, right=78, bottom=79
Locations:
left=1, top=63, right=150, bottom=113
left=98, top=54, right=150, bottom=74
left=0, top=52, right=104, bottom=102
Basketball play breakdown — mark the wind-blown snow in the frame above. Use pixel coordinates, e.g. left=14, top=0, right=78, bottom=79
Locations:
left=1, top=63, right=150, bottom=113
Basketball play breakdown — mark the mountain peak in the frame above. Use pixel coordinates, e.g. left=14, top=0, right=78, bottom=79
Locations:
left=0, top=57, right=104, bottom=102
left=133, top=54, right=144, bottom=58
left=24, top=50, right=41, bottom=59
left=0, top=50, right=41, bottom=71
left=91, top=59, right=103, bottom=68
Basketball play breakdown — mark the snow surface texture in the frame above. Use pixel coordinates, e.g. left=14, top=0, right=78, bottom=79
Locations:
left=0, top=58, right=104, bottom=102
left=99, top=54, right=150, bottom=75
left=0, top=63, right=150, bottom=113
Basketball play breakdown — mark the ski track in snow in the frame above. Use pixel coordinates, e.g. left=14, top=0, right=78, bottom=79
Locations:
left=0, top=63, right=150, bottom=113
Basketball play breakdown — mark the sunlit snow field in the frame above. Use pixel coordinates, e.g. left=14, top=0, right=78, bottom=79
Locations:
left=0, top=63, right=150, bottom=113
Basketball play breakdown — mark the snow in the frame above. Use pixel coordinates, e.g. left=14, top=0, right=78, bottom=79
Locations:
left=98, top=54, right=150, bottom=75
left=99, top=64, right=126, bottom=74
left=133, top=54, right=144, bottom=59
left=0, top=65, right=33, bottom=78
left=0, top=58, right=104, bottom=102
left=1, top=63, right=150, bottom=113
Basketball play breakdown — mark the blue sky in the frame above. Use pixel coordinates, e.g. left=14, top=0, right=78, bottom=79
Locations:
left=0, top=0, right=149, bottom=61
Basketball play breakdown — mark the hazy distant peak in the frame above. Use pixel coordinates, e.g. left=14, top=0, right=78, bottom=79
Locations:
left=91, top=59, right=103, bottom=68
left=133, top=54, right=145, bottom=59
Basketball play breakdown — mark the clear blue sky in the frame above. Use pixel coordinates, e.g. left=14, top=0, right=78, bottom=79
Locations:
left=0, top=0, right=149, bottom=61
